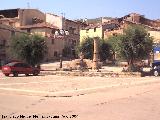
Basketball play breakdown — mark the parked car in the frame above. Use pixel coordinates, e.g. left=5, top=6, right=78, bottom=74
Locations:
left=140, top=62, right=160, bottom=77
left=2, top=62, right=40, bottom=77
left=151, top=62, right=160, bottom=77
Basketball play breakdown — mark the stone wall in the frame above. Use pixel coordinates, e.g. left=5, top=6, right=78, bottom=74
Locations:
left=0, top=24, right=23, bottom=63
left=18, top=9, right=45, bottom=26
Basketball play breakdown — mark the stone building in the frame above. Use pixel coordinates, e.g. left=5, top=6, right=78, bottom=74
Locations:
left=80, top=13, right=160, bottom=43
left=0, top=8, right=45, bottom=27
left=80, top=22, right=119, bottom=42
left=46, top=13, right=64, bottom=30
left=0, top=8, right=87, bottom=62
left=0, top=8, right=47, bottom=63
left=0, top=24, right=25, bottom=65
left=45, top=13, right=87, bottom=58
left=103, top=13, right=160, bottom=43
left=64, top=19, right=87, bottom=57
left=19, top=22, right=64, bottom=61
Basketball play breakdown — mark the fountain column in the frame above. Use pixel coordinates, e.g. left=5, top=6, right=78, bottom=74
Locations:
left=92, top=37, right=99, bottom=70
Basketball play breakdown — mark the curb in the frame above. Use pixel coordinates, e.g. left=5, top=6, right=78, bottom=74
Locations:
left=40, top=71, right=141, bottom=78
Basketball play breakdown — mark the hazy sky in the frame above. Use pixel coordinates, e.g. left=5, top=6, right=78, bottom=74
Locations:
left=1, top=0, right=160, bottom=20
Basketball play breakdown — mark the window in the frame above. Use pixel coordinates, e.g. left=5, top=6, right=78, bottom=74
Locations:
left=51, top=39, right=55, bottom=44
left=54, top=51, right=58, bottom=57
left=11, top=31, right=15, bottom=36
left=22, top=63, right=30, bottom=68
left=9, top=22, right=14, bottom=27
left=86, top=29, right=89, bottom=33
left=52, top=29, right=56, bottom=34
left=72, top=40, right=76, bottom=45
left=0, top=40, right=6, bottom=46
left=94, top=28, right=96, bottom=32
left=27, top=29, right=31, bottom=33
left=69, top=27, right=75, bottom=34
left=113, top=33, right=117, bottom=36
left=14, top=63, right=23, bottom=67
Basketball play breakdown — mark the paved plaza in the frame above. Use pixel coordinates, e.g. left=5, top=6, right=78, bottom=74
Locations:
left=0, top=72, right=160, bottom=120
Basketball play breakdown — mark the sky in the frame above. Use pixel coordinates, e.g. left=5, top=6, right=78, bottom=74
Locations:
left=1, top=0, right=160, bottom=20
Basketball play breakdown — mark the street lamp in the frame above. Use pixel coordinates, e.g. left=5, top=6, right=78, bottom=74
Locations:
left=59, top=54, right=62, bottom=68
left=54, top=29, right=69, bottom=69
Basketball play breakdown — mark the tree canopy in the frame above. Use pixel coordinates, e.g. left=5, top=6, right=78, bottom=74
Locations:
left=10, top=34, right=47, bottom=66
left=107, top=25, right=153, bottom=70
left=122, top=25, right=153, bottom=63
left=77, top=37, right=111, bottom=61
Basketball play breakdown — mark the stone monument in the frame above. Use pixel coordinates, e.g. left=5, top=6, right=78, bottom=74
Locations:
left=92, top=37, right=99, bottom=70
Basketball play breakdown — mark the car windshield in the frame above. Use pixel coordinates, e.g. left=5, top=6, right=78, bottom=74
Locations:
left=152, top=62, right=160, bottom=67
left=5, top=62, right=17, bottom=66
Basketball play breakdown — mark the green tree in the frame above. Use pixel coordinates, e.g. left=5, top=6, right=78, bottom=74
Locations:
left=107, top=25, right=153, bottom=71
left=122, top=25, right=153, bottom=70
left=11, top=34, right=47, bottom=66
left=107, top=35, right=123, bottom=62
left=99, top=39, right=112, bottom=61
left=77, top=37, right=94, bottom=59
left=77, top=37, right=111, bottom=61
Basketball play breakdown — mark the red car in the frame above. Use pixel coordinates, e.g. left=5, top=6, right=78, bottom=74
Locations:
left=2, top=62, right=40, bottom=77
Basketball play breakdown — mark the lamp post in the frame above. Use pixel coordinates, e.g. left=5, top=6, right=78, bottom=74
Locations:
left=54, top=29, right=69, bottom=69
left=59, top=54, right=62, bottom=68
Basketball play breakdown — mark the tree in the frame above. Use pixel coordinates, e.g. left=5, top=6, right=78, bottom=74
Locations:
left=10, top=34, right=47, bottom=66
left=107, top=25, right=153, bottom=71
left=99, top=39, right=112, bottom=61
left=77, top=37, right=94, bottom=59
left=106, top=35, right=123, bottom=62
left=77, top=37, right=111, bottom=61
left=122, top=25, right=153, bottom=70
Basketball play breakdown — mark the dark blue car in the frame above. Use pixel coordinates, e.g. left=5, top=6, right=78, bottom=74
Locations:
left=151, top=62, right=160, bottom=76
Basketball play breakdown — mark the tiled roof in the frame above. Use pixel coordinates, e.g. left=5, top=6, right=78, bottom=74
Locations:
left=123, top=20, right=160, bottom=31
left=19, top=22, right=59, bottom=29
left=0, top=23, right=17, bottom=31
left=0, top=23, right=25, bottom=33
left=82, top=23, right=102, bottom=29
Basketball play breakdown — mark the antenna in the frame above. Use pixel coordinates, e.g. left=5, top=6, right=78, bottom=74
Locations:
left=27, top=2, right=30, bottom=9
left=61, top=13, right=64, bottom=17
left=61, top=12, right=66, bottom=18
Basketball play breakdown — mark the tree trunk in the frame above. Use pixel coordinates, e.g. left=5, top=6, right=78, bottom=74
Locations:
left=128, top=59, right=135, bottom=72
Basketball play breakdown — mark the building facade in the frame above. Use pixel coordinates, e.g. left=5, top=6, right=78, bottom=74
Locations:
left=45, top=13, right=87, bottom=58
left=0, top=8, right=45, bottom=27
left=0, top=24, right=25, bottom=65
left=0, top=8, right=87, bottom=62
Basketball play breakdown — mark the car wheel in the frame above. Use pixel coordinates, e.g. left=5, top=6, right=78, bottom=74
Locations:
left=141, top=72, right=145, bottom=77
left=25, top=74, right=29, bottom=76
left=33, top=71, right=39, bottom=76
left=4, top=73, right=9, bottom=76
left=13, top=72, right=18, bottom=77
left=154, top=70, right=159, bottom=77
